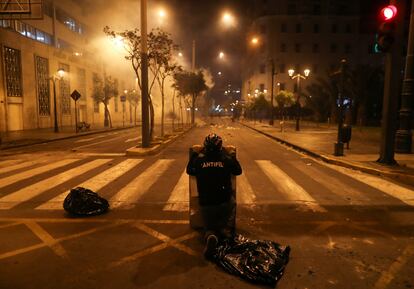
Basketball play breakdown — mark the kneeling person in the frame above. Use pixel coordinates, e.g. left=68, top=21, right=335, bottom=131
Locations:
left=186, top=133, right=242, bottom=259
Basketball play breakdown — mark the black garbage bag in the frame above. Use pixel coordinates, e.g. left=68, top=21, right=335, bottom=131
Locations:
left=213, top=235, right=290, bottom=286
left=63, top=187, right=109, bottom=216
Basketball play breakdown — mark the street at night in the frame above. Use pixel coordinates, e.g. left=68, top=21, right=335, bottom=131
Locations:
left=1, top=0, right=414, bottom=288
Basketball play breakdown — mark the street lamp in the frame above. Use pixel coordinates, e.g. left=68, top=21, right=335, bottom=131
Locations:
left=219, top=51, right=225, bottom=59
left=221, top=11, right=236, bottom=28
left=50, top=68, right=65, bottom=133
left=288, top=68, right=310, bottom=131
left=269, top=59, right=277, bottom=125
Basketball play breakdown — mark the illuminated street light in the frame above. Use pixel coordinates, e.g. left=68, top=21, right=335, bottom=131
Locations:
left=288, top=68, right=311, bottom=131
left=218, top=71, right=222, bottom=76
left=222, top=11, right=236, bottom=27
left=158, top=8, right=166, bottom=18
left=219, top=51, right=225, bottom=59
left=178, top=52, right=183, bottom=57
left=251, top=37, right=259, bottom=45
left=113, top=36, right=124, bottom=48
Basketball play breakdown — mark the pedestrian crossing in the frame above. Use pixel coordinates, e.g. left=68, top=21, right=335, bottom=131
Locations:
left=0, top=157, right=413, bottom=213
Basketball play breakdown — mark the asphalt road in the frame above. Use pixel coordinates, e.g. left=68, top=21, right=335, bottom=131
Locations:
left=0, top=118, right=413, bottom=289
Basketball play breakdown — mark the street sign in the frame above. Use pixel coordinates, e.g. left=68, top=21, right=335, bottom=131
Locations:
left=71, top=90, right=81, bottom=101
left=120, top=95, right=126, bottom=102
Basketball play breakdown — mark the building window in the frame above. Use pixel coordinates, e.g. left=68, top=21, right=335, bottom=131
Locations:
left=279, top=64, right=285, bottom=73
left=331, top=24, right=337, bottom=33
left=288, top=4, right=296, bottom=15
left=15, top=20, right=26, bottom=35
left=345, top=23, right=352, bottom=33
left=259, top=83, right=265, bottom=92
left=26, top=24, right=36, bottom=39
left=280, top=43, right=286, bottom=52
left=0, top=19, right=13, bottom=29
left=280, top=23, right=287, bottom=33
left=345, top=44, right=352, bottom=54
left=295, top=43, right=301, bottom=53
left=313, top=4, right=321, bottom=15
left=92, top=73, right=100, bottom=113
left=259, top=64, right=266, bottom=74
left=3, top=46, right=23, bottom=97
left=313, top=24, right=319, bottom=33
left=114, top=95, right=119, bottom=112
left=296, top=23, right=302, bottom=33
left=35, top=56, right=50, bottom=116
left=312, top=43, right=319, bottom=53
left=330, top=43, right=337, bottom=53
left=59, top=63, right=71, bottom=114
left=77, top=68, right=86, bottom=101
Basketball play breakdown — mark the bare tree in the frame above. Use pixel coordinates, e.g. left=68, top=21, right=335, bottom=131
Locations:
left=92, top=74, right=118, bottom=128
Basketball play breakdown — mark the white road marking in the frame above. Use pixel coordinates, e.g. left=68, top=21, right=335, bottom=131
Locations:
left=0, top=159, right=79, bottom=190
left=256, top=160, right=326, bottom=212
left=237, top=173, right=256, bottom=204
left=325, top=164, right=414, bottom=207
left=110, top=159, right=174, bottom=209
left=0, top=160, right=45, bottom=175
left=294, top=163, right=372, bottom=205
left=163, top=170, right=189, bottom=211
left=125, top=136, right=141, bottom=143
left=72, top=134, right=129, bottom=150
left=36, top=159, right=143, bottom=210
left=74, top=132, right=119, bottom=143
left=0, top=159, right=111, bottom=209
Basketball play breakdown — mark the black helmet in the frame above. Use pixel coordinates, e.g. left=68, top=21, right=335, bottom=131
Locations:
left=204, top=133, right=223, bottom=152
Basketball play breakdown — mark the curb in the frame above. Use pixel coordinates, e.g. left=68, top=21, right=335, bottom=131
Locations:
left=126, top=126, right=193, bottom=156
left=0, top=126, right=138, bottom=150
left=240, top=121, right=414, bottom=183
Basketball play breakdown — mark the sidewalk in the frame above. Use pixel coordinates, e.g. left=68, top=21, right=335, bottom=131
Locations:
left=0, top=125, right=138, bottom=150
left=240, top=119, right=414, bottom=186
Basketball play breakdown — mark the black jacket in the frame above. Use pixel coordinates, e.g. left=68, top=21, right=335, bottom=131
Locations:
left=186, top=149, right=242, bottom=206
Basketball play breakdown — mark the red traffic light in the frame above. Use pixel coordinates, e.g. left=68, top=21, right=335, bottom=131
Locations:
left=380, top=5, right=397, bottom=21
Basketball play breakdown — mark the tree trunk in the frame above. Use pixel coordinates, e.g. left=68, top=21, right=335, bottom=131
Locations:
left=161, top=93, right=165, bottom=137
left=172, top=90, right=175, bottom=131
left=179, top=96, right=183, bottom=128
left=149, top=97, right=154, bottom=140
left=104, top=104, right=110, bottom=127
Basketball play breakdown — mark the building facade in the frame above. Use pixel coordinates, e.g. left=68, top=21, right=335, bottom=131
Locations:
left=0, top=0, right=134, bottom=133
left=242, top=0, right=381, bottom=104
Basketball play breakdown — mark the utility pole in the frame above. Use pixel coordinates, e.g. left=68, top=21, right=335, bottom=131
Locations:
left=378, top=0, right=405, bottom=164
left=395, top=0, right=414, bottom=153
left=140, top=0, right=150, bottom=148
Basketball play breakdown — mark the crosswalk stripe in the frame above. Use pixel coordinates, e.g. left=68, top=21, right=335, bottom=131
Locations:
left=0, top=159, right=112, bottom=209
left=0, top=160, right=45, bottom=175
left=0, top=159, right=79, bottom=190
left=72, top=134, right=128, bottom=150
left=294, top=163, right=372, bottom=205
left=74, top=132, right=119, bottom=143
left=329, top=165, right=414, bottom=207
left=237, top=174, right=256, bottom=204
left=36, top=159, right=143, bottom=210
left=256, top=160, right=326, bottom=212
left=110, top=159, right=174, bottom=209
left=163, top=170, right=189, bottom=211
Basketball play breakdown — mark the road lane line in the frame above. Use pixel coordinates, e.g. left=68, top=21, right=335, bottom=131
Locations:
left=72, top=134, right=130, bottom=150
left=74, top=132, right=120, bottom=143
left=125, top=136, right=141, bottom=143
left=163, top=170, right=189, bottom=211
left=110, top=159, right=174, bottom=209
left=0, top=160, right=46, bottom=175
left=133, top=222, right=197, bottom=256
left=325, top=164, right=414, bottom=207
left=36, top=158, right=143, bottom=210
left=256, top=160, right=326, bottom=212
left=374, top=244, right=414, bottom=289
left=24, top=221, right=68, bottom=258
left=0, top=159, right=111, bottom=209
left=237, top=173, right=256, bottom=204
left=0, top=159, right=79, bottom=190
left=294, top=163, right=372, bottom=205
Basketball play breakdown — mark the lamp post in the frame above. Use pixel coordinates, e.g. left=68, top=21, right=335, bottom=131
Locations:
left=50, top=68, right=65, bottom=133
left=269, top=59, right=277, bottom=125
left=288, top=68, right=310, bottom=131
left=141, top=0, right=150, bottom=147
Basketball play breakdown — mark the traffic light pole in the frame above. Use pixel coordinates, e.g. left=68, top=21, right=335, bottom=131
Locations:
left=378, top=0, right=405, bottom=165
left=395, top=0, right=414, bottom=153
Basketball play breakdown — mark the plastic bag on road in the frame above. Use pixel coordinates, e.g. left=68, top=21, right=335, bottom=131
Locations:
left=63, top=187, right=109, bottom=216
left=213, top=235, right=290, bottom=286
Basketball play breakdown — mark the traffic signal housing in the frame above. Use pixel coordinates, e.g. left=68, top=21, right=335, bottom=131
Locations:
left=375, top=5, right=398, bottom=53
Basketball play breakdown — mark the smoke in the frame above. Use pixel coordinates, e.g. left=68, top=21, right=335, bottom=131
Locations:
left=200, top=68, right=215, bottom=89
